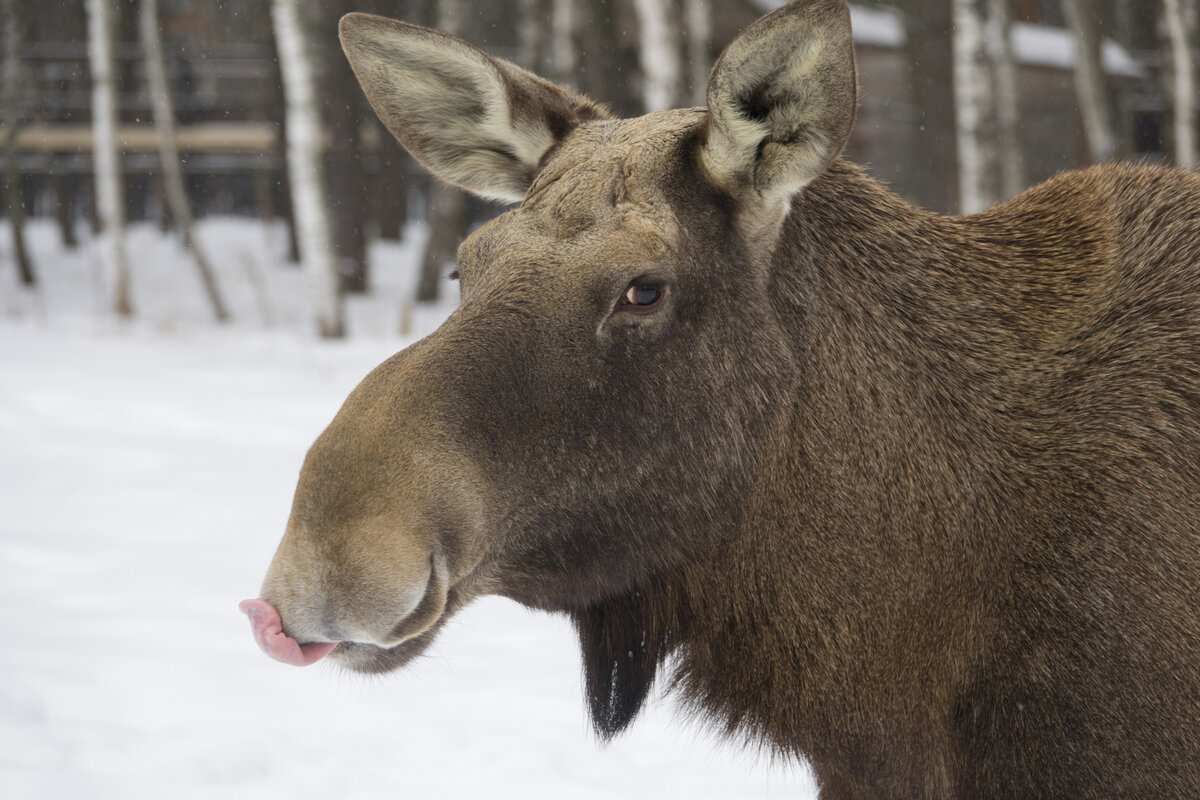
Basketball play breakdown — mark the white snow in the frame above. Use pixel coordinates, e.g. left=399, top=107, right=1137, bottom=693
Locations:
left=1011, top=22, right=1144, bottom=78
left=847, top=4, right=905, bottom=48
left=0, top=218, right=817, bottom=799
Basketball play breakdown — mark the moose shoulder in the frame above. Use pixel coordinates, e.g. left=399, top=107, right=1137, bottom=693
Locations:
left=240, top=1, right=1200, bottom=797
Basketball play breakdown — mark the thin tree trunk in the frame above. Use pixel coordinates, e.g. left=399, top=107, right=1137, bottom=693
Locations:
left=953, top=0, right=999, bottom=213
left=632, top=0, right=683, bottom=112
left=519, top=0, right=552, bottom=74
left=897, top=0, right=959, bottom=214
left=267, top=16, right=301, bottom=264
left=277, top=163, right=301, bottom=264
left=52, top=168, right=79, bottom=249
left=987, top=0, right=1025, bottom=198
left=684, top=0, right=711, bottom=107
left=3, top=0, right=35, bottom=287
left=1113, top=0, right=1137, bottom=47
left=253, top=168, right=275, bottom=226
left=273, top=0, right=344, bottom=337
left=577, top=0, right=639, bottom=118
left=87, top=0, right=132, bottom=317
left=438, top=0, right=465, bottom=34
left=319, top=0, right=369, bottom=294
left=1062, top=0, right=1118, bottom=163
left=140, top=0, right=228, bottom=321
left=550, top=0, right=579, bottom=85
left=375, top=133, right=408, bottom=242
left=1163, top=0, right=1196, bottom=168
left=152, top=171, right=171, bottom=233
left=415, top=0, right=471, bottom=306
left=417, top=182, right=466, bottom=303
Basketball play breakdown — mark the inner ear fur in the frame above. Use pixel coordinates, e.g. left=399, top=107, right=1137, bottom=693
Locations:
left=339, top=13, right=608, bottom=203
left=702, top=0, right=857, bottom=205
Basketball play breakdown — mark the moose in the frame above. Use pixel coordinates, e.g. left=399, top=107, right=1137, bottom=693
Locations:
left=241, top=0, right=1200, bottom=796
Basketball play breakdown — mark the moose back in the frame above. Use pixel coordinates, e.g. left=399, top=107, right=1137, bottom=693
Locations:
left=241, top=1, right=1200, bottom=796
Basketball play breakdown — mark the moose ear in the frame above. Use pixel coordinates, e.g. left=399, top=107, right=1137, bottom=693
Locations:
left=339, top=13, right=608, bottom=203
left=702, top=0, right=856, bottom=206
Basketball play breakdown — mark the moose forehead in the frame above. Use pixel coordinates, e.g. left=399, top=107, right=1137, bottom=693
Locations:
left=458, top=109, right=707, bottom=274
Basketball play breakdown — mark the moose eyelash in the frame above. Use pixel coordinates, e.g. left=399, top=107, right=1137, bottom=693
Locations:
left=447, top=270, right=460, bottom=281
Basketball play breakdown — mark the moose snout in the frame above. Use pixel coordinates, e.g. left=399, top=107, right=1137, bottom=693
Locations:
left=245, top=339, right=491, bottom=670
left=243, top=509, right=452, bottom=666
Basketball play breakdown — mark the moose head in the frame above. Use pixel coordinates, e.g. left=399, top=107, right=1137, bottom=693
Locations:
left=243, top=1, right=1200, bottom=797
left=244, top=0, right=853, bottom=678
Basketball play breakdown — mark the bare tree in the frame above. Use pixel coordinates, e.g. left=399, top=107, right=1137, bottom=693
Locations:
left=550, top=0, right=580, bottom=85
left=1062, top=0, right=1118, bottom=163
left=317, top=0, right=369, bottom=294
left=988, top=0, right=1025, bottom=198
left=86, top=0, right=132, bottom=317
left=374, top=133, right=413, bottom=243
left=416, top=0, right=471, bottom=305
left=953, top=0, right=999, bottom=213
left=684, top=0, right=712, bottom=107
left=1163, top=0, right=1196, bottom=168
left=633, top=0, right=684, bottom=111
left=3, top=0, right=35, bottom=287
left=273, top=0, right=344, bottom=337
left=519, top=0, right=553, bottom=74
left=266, top=24, right=301, bottom=264
left=140, top=0, right=228, bottom=321
left=896, top=0, right=959, bottom=214
left=576, top=0, right=641, bottom=118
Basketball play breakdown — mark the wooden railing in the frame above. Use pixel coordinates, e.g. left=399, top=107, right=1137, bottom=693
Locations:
left=0, top=122, right=279, bottom=152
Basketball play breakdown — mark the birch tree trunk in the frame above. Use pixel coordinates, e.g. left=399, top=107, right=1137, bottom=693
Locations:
left=3, top=0, right=35, bottom=286
left=272, top=0, right=344, bottom=338
left=140, top=0, right=228, bottom=321
left=987, top=0, right=1025, bottom=199
left=266, top=24, right=300, bottom=264
left=1163, top=0, right=1197, bottom=168
left=87, top=0, right=132, bottom=317
left=632, top=0, right=683, bottom=112
left=1062, top=0, right=1118, bottom=163
left=953, top=0, right=999, bottom=213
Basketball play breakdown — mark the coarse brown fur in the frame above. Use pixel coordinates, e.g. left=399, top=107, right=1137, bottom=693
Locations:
left=252, top=2, right=1200, bottom=797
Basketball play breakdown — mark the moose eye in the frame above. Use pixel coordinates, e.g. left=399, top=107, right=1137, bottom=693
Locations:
left=618, top=282, right=665, bottom=310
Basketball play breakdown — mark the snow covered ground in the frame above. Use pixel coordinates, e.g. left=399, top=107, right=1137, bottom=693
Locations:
left=0, top=219, right=817, bottom=799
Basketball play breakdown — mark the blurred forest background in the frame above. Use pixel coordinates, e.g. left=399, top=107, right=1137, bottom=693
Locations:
left=0, top=0, right=1196, bottom=337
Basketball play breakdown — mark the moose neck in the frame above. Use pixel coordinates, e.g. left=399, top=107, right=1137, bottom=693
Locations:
left=578, top=160, right=1062, bottom=788
left=682, top=161, right=1007, bottom=775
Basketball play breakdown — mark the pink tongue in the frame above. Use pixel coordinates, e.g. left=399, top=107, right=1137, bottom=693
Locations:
left=239, top=598, right=337, bottom=666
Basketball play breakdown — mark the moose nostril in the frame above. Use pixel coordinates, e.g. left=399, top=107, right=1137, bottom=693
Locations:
left=318, top=618, right=349, bottom=643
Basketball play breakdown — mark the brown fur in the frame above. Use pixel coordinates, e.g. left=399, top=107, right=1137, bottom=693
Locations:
left=255, top=2, right=1200, bottom=797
